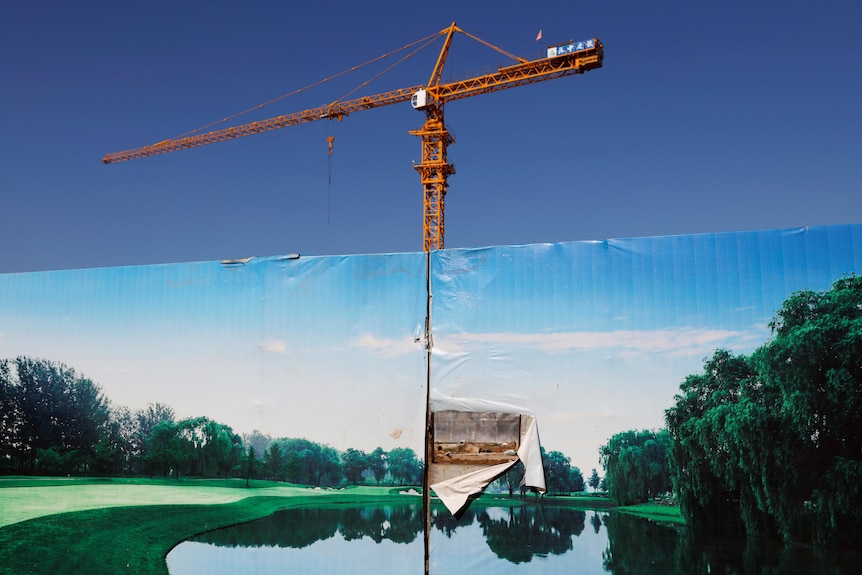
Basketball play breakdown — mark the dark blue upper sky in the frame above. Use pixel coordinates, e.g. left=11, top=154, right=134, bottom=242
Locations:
left=2, top=0, right=860, bottom=273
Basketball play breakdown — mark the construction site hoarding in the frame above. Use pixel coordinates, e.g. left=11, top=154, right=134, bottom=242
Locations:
left=1, top=223, right=861, bottom=573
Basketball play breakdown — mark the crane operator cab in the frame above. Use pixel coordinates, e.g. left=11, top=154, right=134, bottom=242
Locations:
left=411, top=89, right=430, bottom=110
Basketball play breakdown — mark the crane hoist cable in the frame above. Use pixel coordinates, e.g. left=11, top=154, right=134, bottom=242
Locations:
left=172, top=31, right=443, bottom=142
left=330, top=34, right=441, bottom=107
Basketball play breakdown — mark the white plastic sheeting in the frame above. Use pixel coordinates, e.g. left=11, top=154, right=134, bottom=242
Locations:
left=430, top=417, right=545, bottom=515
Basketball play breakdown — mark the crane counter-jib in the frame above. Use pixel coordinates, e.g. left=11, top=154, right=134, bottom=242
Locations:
left=420, top=38, right=602, bottom=106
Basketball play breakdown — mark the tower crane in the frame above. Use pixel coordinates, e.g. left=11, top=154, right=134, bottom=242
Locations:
left=103, top=23, right=603, bottom=252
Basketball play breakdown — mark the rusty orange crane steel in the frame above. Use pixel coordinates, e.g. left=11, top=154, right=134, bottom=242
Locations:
left=104, top=23, right=603, bottom=252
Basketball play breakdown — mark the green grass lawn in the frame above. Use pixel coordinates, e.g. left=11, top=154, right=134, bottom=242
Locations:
left=615, top=501, right=686, bottom=524
left=0, top=478, right=682, bottom=575
left=0, top=478, right=419, bottom=575
left=0, top=476, right=313, bottom=528
left=472, top=490, right=616, bottom=509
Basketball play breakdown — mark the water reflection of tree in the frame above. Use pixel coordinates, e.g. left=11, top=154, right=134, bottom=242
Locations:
left=477, top=506, right=585, bottom=564
left=185, top=505, right=778, bottom=569
left=385, top=505, right=423, bottom=544
left=602, top=513, right=686, bottom=574
left=431, top=507, right=475, bottom=538
left=590, top=511, right=603, bottom=534
left=192, top=505, right=424, bottom=549
left=192, top=508, right=340, bottom=549
left=339, top=507, right=388, bottom=542
left=200, top=503, right=592, bottom=558
left=681, top=528, right=862, bottom=575
left=602, top=512, right=862, bottom=575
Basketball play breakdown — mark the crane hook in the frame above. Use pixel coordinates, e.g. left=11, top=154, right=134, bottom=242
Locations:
left=326, top=135, right=335, bottom=156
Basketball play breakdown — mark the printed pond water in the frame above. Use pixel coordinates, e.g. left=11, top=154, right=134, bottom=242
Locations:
left=167, top=503, right=862, bottom=574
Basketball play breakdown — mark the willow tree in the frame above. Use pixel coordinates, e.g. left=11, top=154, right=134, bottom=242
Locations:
left=664, top=350, right=769, bottom=536
left=599, top=429, right=672, bottom=506
left=752, top=275, right=862, bottom=546
left=666, top=275, right=862, bottom=547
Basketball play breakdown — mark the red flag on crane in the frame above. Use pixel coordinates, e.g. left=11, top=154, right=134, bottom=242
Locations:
left=535, top=29, right=542, bottom=41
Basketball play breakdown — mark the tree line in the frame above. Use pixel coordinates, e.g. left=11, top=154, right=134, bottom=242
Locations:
left=493, top=449, right=587, bottom=496
left=1, top=356, right=592, bottom=493
left=599, top=276, right=862, bottom=548
left=0, top=356, right=423, bottom=486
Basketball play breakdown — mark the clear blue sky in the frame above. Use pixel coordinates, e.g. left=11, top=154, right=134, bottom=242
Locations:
left=2, top=0, right=860, bottom=274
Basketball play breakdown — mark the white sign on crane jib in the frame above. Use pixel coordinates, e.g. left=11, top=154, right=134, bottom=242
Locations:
left=547, top=38, right=595, bottom=58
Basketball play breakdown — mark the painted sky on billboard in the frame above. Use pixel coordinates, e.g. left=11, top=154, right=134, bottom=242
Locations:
left=0, top=253, right=429, bottom=454
left=1, top=225, right=861, bottom=471
left=431, top=225, right=862, bottom=469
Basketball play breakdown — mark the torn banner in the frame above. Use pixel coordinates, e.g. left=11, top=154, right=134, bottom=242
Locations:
left=429, top=415, right=545, bottom=515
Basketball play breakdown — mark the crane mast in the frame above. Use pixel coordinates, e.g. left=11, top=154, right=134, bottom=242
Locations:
left=104, top=24, right=603, bottom=252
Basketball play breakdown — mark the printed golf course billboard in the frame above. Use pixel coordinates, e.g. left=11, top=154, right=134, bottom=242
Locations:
left=2, top=223, right=861, bottom=573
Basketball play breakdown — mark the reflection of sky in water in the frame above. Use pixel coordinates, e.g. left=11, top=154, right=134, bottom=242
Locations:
left=167, top=512, right=611, bottom=575
left=431, top=516, right=609, bottom=575
left=168, top=536, right=423, bottom=575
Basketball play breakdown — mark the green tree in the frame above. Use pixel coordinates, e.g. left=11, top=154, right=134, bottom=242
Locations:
left=285, top=451, right=304, bottom=484
left=665, top=274, right=862, bottom=547
left=144, top=420, right=189, bottom=479
left=341, top=448, right=368, bottom=485
left=131, top=402, right=175, bottom=473
left=201, top=419, right=243, bottom=477
left=588, top=468, right=601, bottom=491
left=387, top=447, right=421, bottom=485
left=0, top=360, right=21, bottom=472
left=543, top=449, right=583, bottom=495
left=91, top=439, right=119, bottom=477
left=145, top=416, right=243, bottom=478
left=272, top=438, right=318, bottom=484
left=263, top=443, right=286, bottom=481
left=34, top=446, right=76, bottom=474
left=316, top=445, right=342, bottom=486
left=3, top=357, right=110, bottom=472
left=544, top=449, right=569, bottom=495
left=599, top=429, right=672, bottom=506
left=664, top=349, right=759, bottom=536
left=176, top=416, right=209, bottom=476
left=65, top=375, right=111, bottom=468
left=244, top=445, right=259, bottom=487
left=367, top=447, right=387, bottom=486
left=270, top=438, right=343, bottom=486
left=569, top=466, right=586, bottom=493
left=105, top=406, right=136, bottom=474
left=753, top=275, right=862, bottom=546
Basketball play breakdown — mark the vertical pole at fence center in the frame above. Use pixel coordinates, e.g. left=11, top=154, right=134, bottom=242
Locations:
left=422, top=251, right=433, bottom=575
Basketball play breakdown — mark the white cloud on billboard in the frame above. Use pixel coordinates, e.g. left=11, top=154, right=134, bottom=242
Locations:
left=257, top=340, right=288, bottom=353
left=353, top=333, right=421, bottom=358
left=436, top=327, right=763, bottom=358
